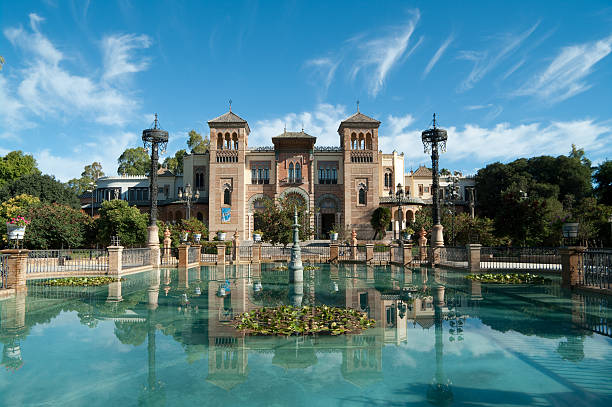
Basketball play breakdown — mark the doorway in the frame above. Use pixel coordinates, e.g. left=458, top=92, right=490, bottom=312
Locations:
left=321, top=213, right=335, bottom=238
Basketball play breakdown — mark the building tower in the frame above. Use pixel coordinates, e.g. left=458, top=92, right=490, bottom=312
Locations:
left=338, top=109, right=381, bottom=238
left=208, top=108, right=250, bottom=239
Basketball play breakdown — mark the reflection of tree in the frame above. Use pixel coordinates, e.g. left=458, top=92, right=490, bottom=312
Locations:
left=114, top=321, right=148, bottom=346
left=556, top=335, right=585, bottom=362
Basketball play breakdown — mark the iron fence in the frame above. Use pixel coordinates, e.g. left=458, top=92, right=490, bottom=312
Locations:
left=480, top=247, right=561, bottom=270
left=260, top=245, right=292, bottom=260
left=391, top=245, right=402, bottom=262
left=188, top=246, right=199, bottom=264
left=582, top=249, right=612, bottom=290
left=27, top=249, right=109, bottom=273
left=1, top=254, right=8, bottom=289
left=239, top=245, right=253, bottom=260
left=302, top=245, right=330, bottom=262
left=339, top=244, right=352, bottom=261
left=122, top=248, right=150, bottom=269
left=373, top=245, right=391, bottom=262
left=439, top=246, right=468, bottom=268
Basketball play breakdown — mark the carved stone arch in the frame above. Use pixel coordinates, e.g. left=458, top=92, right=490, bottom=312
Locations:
left=357, top=182, right=368, bottom=192
left=279, top=187, right=310, bottom=210
left=316, top=193, right=341, bottom=211
left=247, top=193, right=273, bottom=212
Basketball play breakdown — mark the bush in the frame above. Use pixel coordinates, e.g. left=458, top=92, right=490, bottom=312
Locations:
left=25, top=203, right=93, bottom=249
left=95, top=200, right=148, bottom=247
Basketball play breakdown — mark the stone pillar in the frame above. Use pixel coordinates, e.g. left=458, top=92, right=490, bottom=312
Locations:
left=470, top=280, right=483, bottom=301
left=467, top=244, right=481, bottom=273
left=147, top=225, right=160, bottom=268
left=434, top=285, right=445, bottom=307
left=418, top=227, right=428, bottom=262
left=191, top=244, right=202, bottom=265
left=147, top=269, right=160, bottom=310
left=350, top=229, right=358, bottom=260
left=403, top=243, right=413, bottom=265
left=107, top=279, right=123, bottom=302
left=178, top=244, right=189, bottom=269
left=561, top=246, right=586, bottom=289
left=163, top=227, right=171, bottom=261
left=1, top=291, right=26, bottom=332
left=1, top=249, right=29, bottom=291
left=365, top=243, right=374, bottom=263
left=216, top=243, right=226, bottom=265
left=233, top=231, right=240, bottom=263
left=107, top=246, right=123, bottom=276
left=330, top=242, right=339, bottom=263
left=252, top=242, right=261, bottom=263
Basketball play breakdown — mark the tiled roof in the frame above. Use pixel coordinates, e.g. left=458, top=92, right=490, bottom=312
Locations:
left=412, top=166, right=432, bottom=177
left=157, top=168, right=174, bottom=176
left=273, top=130, right=316, bottom=139
left=341, top=112, right=381, bottom=124
left=208, top=111, right=248, bottom=125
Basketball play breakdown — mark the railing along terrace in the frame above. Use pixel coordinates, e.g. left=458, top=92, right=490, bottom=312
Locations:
left=260, top=245, right=291, bottom=260
left=27, top=249, right=109, bottom=273
left=122, top=248, right=150, bottom=269
left=302, top=245, right=330, bottom=262
left=582, top=249, right=612, bottom=290
left=339, top=244, right=352, bottom=261
left=480, top=247, right=561, bottom=270
left=439, top=246, right=468, bottom=268
left=391, top=245, right=402, bottom=262
left=161, top=247, right=179, bottom=266
left=239, top=245, right=253, bottom=260
left=201, top=252, right=217, bottom=263
left=373, top=245, right=391, bottom=262
left=0, top=254, right=8, bottom=289
left=188, top=246, right=199, bottom=264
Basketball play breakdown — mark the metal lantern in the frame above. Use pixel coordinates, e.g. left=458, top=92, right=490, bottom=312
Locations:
left=142, top=114, right=169, bottom=226
left=421, top=114, right=447, bottom=227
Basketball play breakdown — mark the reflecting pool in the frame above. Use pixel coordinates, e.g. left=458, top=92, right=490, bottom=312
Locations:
left=0, top=264, right=611, bottom=406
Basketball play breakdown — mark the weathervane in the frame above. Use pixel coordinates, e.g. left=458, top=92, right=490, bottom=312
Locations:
left=356, top=99, right=360, bottom=113
left=229, top=99, right=232, bottom=112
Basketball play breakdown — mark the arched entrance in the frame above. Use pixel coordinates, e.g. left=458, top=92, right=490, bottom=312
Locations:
left=315, top=194, right=341, bottom=238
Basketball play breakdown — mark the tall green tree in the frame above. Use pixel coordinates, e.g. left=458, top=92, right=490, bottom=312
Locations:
left=370, top=207, right=391, bottom=239
left=117, top=147, right=150, bottom=176
left=0, top=173, right=80, bottom=209
left=593, top=160, right=612, bottom=205
left=68, top=162, right=105, bottom=195
left=253, top=197, right=312, bottom=245
left=162, top=149, right=187, bottom=174
left=95, top=200, right=148, bottom=247
left=187, top=130, right=209, bottom=154
left=0, top=150, right=41, bottom=188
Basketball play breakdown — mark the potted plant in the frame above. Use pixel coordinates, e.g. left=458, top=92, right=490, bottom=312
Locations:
left=193, top=232, right=202, bottom=243
left=181, top=230, right=191, bottom=243
left=329, top=229, right=338, bottom=241
left=6, top=216, right=29, bottom=240
left=253, top=230, right=262, bottom=242
left=217, top=230, right=226, bottom=241
left=402, top=227, right=415, bottom=241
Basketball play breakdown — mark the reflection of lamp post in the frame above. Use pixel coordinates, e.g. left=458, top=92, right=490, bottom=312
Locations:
left=427, top=289, right=453, bottom=406
left=389, top=183, right=405, bottom=240
left=142, top=114, right=169, bottom=246
left=177, top=183, right=200, bottom=219
left=422, top=114, right=448, bottom=248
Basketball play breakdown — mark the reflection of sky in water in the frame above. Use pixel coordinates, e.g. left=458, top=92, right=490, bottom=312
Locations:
left=0, top=265, right=610, bottom=406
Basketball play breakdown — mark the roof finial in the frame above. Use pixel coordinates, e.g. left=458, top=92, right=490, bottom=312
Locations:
left=301, top=122, right=304, bottom=133
left=433, top=113, right=436, bottom=129
left=154, top=113, right=159, bottom=129
left=284, top=123, right=286, bottom=135
left=229, top=99, right=232, bottom=112
left=356, top=99, right=360, bottom=113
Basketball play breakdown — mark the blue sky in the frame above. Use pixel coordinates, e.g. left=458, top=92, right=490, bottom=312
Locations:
left=1, top=0, right=611, bottom=181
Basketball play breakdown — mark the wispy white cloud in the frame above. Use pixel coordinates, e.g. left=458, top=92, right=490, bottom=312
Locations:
left=516, top=34, right=612, bottom=103
left=458, top=22, right=539, bottom=91
left=502, top=58, right=525, bottom=80
left=423, top=34, right=453, bottom=78
left=251, top=104, right=348, bottom=147
left=3, top=13, right=151, bottom=126
left=465, top=104, right=493, bottom=110
left=102, top=33, right=152, bottom=81
left=304, top=57, right=341, bottom=98
left=352, top=10, right=421, bottom=96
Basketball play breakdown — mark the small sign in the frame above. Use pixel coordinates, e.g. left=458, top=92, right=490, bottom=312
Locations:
left=221, top=207, right=231, bottom=223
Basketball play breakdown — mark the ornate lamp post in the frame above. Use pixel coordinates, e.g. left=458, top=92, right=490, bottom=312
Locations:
left=142, top=113, right=169, bottom=248
left=422, top=114, right=448, bottom=248
left=177, top=183, right=200, bottom=220
left=389, top=183, right=405, bottom=240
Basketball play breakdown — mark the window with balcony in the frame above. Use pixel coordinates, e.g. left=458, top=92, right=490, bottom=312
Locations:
left=318, top=163, right=338, bottom=184
left=251, top=163, right=270, bottom=184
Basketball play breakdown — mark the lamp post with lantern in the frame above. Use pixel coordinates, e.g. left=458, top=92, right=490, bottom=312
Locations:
left=178, top=183, right=200, bottom=220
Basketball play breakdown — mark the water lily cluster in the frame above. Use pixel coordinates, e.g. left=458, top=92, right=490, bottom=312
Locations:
left=234, top=305, right=376, bottom=336
left=465, top=273, right=551, bottom=284
left=7, top=216, right=30, bottom=227
left=37, top=277, right=124, bottom=287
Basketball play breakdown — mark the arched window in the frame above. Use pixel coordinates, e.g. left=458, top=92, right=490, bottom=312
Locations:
left=288, top=163, right=294, bottom=183
left=225, top=133, right=231, bottom=149
left=232, top=133, right=238, bottom=150
left=366, top=133, right=372, bottom=150
left=217, top=133, right=223, bottom=149
left=384, top=173, right=389, bottom=187
left=295, top=163, right=301, bottom=182
left=331, top=168, right=337, bottom=184
left=224, top=188, right=231, bottom=205
left=358, top=187, right=366, bottom=205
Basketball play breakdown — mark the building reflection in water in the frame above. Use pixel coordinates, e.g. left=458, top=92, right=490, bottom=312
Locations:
left=1, top=263, right=609, bottom=398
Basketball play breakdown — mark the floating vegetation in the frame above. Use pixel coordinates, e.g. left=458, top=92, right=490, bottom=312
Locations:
left=304, top=265, right=320, bottom=271
left=37, top=277, right=124, bottom=287
left=234, top=305, right=376, bottom=336
left=273, top=265, right=288, bottom=271
left=465, top=273, right=550, bottom=284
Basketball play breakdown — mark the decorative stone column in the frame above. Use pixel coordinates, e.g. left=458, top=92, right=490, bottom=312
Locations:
left=216, top=243, right=226, bottom=265
left=162, top=227, right=171, bottom=261
left=252, top=242, right=261, bottom=263
left=418, top=227, right=428, bottom=262
left=434, top=285, right=445, bottom=307
left=329, top=242, right=339, bottom=263
left=403, top=243, right=413, bottom=265
left=365, top=243, right=374, bottom=263
left=107, top=246, right=123, bottom=277
left=561, top=246, right=586, bottom=289
left=1, top=249, right=29, bottom=291
left=350, top=229, right=358, bottom=260
left=148, top=228, right=161, bottom=268
left=178, top=244, right=189, bottom=269
left=467, top=244, right=481, bottom=273
left=233, top=231, right=240, bottom=263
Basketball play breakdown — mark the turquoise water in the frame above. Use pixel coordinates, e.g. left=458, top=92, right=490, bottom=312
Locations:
left=0, top=264, right=611, bottom=406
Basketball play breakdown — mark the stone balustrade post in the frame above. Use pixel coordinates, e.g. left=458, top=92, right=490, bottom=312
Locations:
left=216, top=243, right=226, bottom=265
left=561, top=246, right=586, bottom=289
left=252, top=242, right=261, bottom=263
left=162, top=227, right=172, bottom=262
left=107, top=246, right=123, bottom=276
left=467, top=244, right=481, bottom=273
left=403, top=243, right=413, bottom=265
left=350, top=229, right=358, bottom=260
left=418, top=227, right=428, bottom=262
left=178, top=244, right=189, bottom=269
left=365, top=243, right=374, bottom=263
left=1, top=249, right=29, bottom=291
left=329, top=242, right=339, bottom=263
